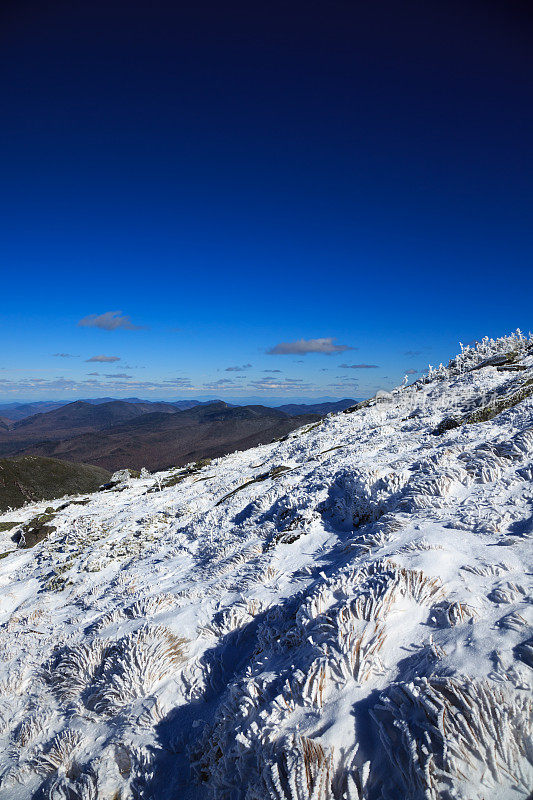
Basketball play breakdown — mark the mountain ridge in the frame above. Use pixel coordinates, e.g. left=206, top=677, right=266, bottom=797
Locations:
left=0, top=399, right=354, bottom=471
left=0, top=397, right=357, bottom=421
left=11, top=402, right=321, bottom=471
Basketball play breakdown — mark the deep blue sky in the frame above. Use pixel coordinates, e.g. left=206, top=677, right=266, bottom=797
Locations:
left=1, top=0, right=532, bottom=402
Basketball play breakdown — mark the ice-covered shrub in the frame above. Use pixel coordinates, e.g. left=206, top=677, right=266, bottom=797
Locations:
left=31, top=730, right=83, bottom=775
left=45, top=639, right=112, bottom=704
left=372, top=677, right=533, bottom=799
left=320, top=469, right=408, bottom=531
left=88, top=625, right=187, bottom=714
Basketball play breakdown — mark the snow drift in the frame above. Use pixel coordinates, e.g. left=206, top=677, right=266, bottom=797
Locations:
left=0, top=331, right=532, bottom=799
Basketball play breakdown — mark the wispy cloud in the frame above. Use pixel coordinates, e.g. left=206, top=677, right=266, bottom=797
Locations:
left=339, top=363, right=378, bottom=369
left=52, top=353, right=76, bottom=358
left=262, top=369, right=281, bottom=373
left=225, top=363, right=252, bottom=372
left=405, top=368, right=418, bottom=375
left=163, top=378, right=193, bottom=387
left=78, top=311, right=145, bottom=331
left=85, top=355, right=121, bottom=363
left=203, top=378, right=236, bottom=389
left=0, top=375, right=195, bottom=395
left=193, top=375, right=315, bottom=393
left=112, top=373, right=132, bottom=378
left=0, top=377, right=80, bottom=393
left=248, top=378, right=311, bottom=392
left=267, top=337, right=353, bottom=355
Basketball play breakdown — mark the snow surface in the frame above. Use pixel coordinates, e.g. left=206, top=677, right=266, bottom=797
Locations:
left=0, top=332, right=532, bottom=800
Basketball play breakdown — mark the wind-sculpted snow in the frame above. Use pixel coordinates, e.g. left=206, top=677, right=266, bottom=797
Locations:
left=0, top=331, right=532, bottom=799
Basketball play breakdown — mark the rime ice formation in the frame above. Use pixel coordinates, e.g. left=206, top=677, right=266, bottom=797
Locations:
left=0, top=332, right=532, bottom=800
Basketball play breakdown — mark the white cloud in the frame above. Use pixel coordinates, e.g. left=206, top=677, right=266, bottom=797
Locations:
left=78, top=311, right=145, bottom=331
left=267, top=337, right=353, bottom=355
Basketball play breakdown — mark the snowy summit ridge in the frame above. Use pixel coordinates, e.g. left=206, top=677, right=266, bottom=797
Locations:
left=0, top=331, right=532, bottom=800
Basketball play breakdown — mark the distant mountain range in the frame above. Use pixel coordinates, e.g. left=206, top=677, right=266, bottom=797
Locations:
left=0, top=398, right=201, bottom=422
left=0, top=397, right=358, bottom=421
left=0, top=398, right=356, bottom=472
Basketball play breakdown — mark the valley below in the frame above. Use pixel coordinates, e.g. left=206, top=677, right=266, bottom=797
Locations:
left=0, top=399, right=355, bottom=480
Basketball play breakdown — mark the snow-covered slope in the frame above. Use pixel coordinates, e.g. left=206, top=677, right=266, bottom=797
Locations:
left=0, top=332, right=532, bottom=800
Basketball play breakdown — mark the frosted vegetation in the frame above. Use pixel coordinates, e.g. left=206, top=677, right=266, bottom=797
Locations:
left=0, top=331, right=532, bottom=799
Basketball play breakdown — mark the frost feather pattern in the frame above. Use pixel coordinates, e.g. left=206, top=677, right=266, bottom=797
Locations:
left=0, top=331, right=531, bottom=799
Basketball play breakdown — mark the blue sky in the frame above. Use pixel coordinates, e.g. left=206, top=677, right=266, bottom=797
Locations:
left=1, top=1, right=532, bottom=402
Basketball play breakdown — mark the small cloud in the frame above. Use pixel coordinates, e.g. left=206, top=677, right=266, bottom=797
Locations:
left=87, top=371, right=100, bottom=376
left=405, top=368, right=418, bottom=375
left=225, top=363, right=252, bottom=372
left=262, top=369, right=282, bottom=373
left=339, top=363, right=379, bottom=369
left=78, top=311, right=145, bottom=331
left=267, top=337, right=354, bottom=356
left=52, top=353, right=76, bottom=358
left=112, top=373, right=132, bottom=378
left=203, top=378, right=236, bottom=389
left=85, top=355, right=121, bottom=363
